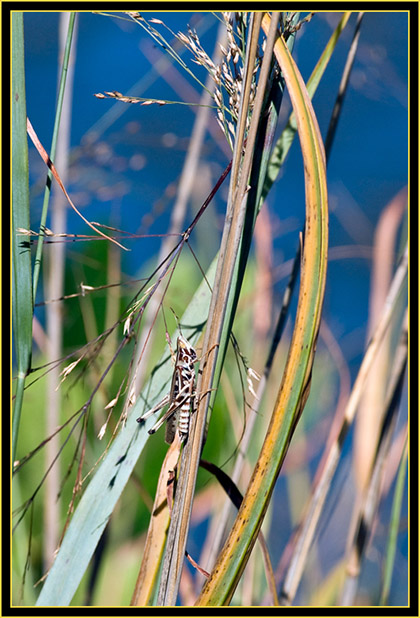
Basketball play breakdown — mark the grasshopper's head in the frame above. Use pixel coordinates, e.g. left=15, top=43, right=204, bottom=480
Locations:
left=177, top=335, right=197, bottom=362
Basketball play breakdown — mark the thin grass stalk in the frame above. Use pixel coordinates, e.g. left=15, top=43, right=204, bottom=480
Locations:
left=44, top=12, right=78, bottom=571
left=32, top=12, right=76, bottom=302
left=101, top=237, right=122, bottom=378
left=125, top=19, right=226, bottom=409
left=156, top=13, right=271, bottom=605
left=280, top=244, right=408, bottom=605
left=198, top=14, right=295, bottom=453
left=354, top=187, right=407, bottom=490
left=380, top=433, right=408, bottom=605
left=339, top=310, right=408, bottom=605
left=12, top=12, right=33, bottom=467
left=324, top=12, right=364, bottom=155
left=199, top=14, right=297, bottom=454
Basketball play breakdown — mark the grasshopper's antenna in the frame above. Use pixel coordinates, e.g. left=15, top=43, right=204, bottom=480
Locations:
left=161, top=305, right=176, bottom=357
left=169, top=307, right=183, bottom=337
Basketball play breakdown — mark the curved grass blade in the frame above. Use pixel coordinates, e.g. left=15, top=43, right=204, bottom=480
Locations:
left=196, top=14, right=329, bottom=605
left=201, top=12, right=352, bottom=574
left=12, top=13, right=33, bottom=466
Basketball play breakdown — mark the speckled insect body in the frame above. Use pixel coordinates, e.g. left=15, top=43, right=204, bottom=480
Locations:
left=136, top=335, right=197, bottom=444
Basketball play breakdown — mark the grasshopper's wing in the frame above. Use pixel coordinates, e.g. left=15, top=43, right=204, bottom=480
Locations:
left=164, top=411, right=178, bottom=445
left=163, top=346, right=184, bottom=444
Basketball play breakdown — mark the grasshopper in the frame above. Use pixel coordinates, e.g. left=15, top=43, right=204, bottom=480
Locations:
left=136, top=335, right=198, bottom=444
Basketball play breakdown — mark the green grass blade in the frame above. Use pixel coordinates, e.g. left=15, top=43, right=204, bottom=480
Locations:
left=35, top=258, right=216, bottom=606
left=12, top=12, right=33, bottom=466
left=380, top=435, right=408, bottom=605
left=32, top=12, right=76, bottom=301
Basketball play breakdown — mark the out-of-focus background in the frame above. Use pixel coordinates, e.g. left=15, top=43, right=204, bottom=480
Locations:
left=14, top=11, right=408, bottom=606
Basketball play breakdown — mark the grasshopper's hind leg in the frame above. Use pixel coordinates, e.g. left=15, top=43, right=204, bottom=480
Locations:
left=136, top=394, right=170, bottom=424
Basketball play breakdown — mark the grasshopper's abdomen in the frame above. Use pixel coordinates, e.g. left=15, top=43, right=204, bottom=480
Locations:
left=177, top=403, right=191, bottom=440
left=176, top=339, right=197, bottom=442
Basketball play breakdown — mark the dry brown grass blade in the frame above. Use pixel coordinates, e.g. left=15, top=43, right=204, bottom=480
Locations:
left=131, top=436, right=182, bottom=606
left=354, top=187, right=407, bottom=490
left=339, top=310, right=408, bottom=605
left=26, top=117, right=128, bottom=251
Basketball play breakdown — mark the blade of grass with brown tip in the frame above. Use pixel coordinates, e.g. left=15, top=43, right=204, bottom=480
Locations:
left=27, top=118, right=129, bottom=252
